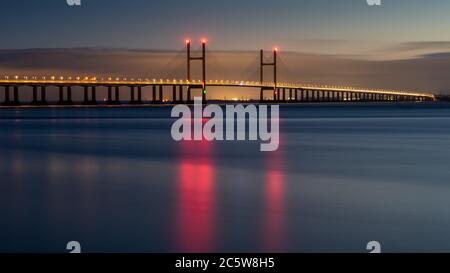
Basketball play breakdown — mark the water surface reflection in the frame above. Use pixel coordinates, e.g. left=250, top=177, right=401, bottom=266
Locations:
left=176, top=140, right=216, bottom=252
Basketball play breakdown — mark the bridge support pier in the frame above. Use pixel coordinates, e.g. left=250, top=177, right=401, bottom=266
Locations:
left=67, top=87, right=73, bottom=104
left=58, top=86, right=64, bottom=104
left=84, top=86, right=89, bottom=104
left=2, top=86, right=19, bottom=106
left=130, top=86, right=142, bottom=104
left=83, top=86, right=98, bottom=105
left=116, top=87, right=121, bottom=104
left=152, top=85, right=157, bottom=103
left=172, top=85, right=177, bottom=103
left=14, top=87, right=19, bottom=105
left=30, top=86, right=47, bottom=105
left=260, top=87, right=272, bottom=102
left=92, top=87, right=97, bottom=104
left=129, top=86, right=142, bottom=104
left=106, top=86, right=114, bottom=104
left=187, top=86, right=192, bottom=103
left=130, top=86, right=135, bottom=103
left=57, top=86, right=73, bottom=105
left=159, top=85, right=163, bottom=103
left=3, top=86, right=11, bottom=105
left=42, top=86, right=47, bottom=104
left=107, top=86, right=112, bottom=104
left=32, top=86, right=38, bottom=104
left=137, top=87, right=142, bottom=103
left=178, top=85, right=184, bottom=102
left=2, top=86, right=21, bottom=106
left=1, top=86, right=20, bottom=106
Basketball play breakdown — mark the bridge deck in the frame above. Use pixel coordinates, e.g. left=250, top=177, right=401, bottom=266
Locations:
left=0, top=78, right=436, bottom=100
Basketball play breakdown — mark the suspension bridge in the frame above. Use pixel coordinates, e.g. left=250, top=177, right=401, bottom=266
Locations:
left=0, top=40, right=436, bottom=106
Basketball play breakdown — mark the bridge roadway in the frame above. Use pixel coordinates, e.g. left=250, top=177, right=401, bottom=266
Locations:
left=0, top=77, right=436, bottom=106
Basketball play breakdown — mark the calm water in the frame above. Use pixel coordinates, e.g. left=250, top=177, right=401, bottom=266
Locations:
left=1, top=103, right=450, bottom=253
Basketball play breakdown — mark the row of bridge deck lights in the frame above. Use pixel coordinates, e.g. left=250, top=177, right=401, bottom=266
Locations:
left=0, top=84, right=428, bottom=106
left=1, top=75, right=418, bottom=95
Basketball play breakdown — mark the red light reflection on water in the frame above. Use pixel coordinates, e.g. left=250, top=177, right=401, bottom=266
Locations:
left=175, top=137, right=216, bottom=252
left=263, top=145, right=286, bottom=252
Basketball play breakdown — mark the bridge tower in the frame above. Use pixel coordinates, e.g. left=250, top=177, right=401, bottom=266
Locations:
left=186, top=39, right=207, bottom=102
left=260, top=48, right=278, bottom=101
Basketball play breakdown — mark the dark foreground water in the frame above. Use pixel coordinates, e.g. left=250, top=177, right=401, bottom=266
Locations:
left=1, top=103, right=450, bottom=253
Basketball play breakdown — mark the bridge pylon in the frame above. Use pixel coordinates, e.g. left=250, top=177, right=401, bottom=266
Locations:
left=260, top=48, right=278, bottom=101
left=186, top=39, right=207, bottom=102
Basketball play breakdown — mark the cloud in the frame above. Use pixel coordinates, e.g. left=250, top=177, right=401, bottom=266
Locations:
left=384, top=41, right=450, bottom=52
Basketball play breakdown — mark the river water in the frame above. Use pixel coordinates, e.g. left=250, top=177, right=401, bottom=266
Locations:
left=1, top=102, right=450, bottom=253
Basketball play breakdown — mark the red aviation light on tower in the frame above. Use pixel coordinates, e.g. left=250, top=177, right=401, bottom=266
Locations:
left=185, top=39, right=192, bottom=45
left=273, top=47, right=279, bottom=52
left=202, top=38, right=207, bottom=45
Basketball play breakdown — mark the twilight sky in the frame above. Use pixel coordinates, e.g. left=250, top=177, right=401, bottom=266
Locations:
left=1, top=0, right=450, bottom=95
left=2, top=0, right=450, bottom=56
